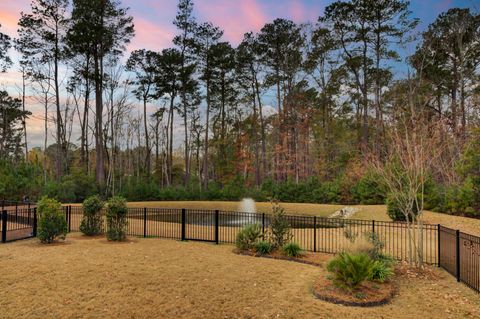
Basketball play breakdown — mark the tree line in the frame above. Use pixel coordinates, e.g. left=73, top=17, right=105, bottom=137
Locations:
left=0, top=0, right=479, bottom=216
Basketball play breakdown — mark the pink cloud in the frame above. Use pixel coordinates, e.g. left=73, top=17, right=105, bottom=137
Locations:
left=127, top=17, right=176, bottom=52
left=196, top=0, right=268, bottom=44
left=0, top=0, right=30, bottom=35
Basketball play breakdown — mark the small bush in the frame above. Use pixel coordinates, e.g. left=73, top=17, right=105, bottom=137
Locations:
left=80, top=195, right=104, bottom=236
left=254, top=240, right=272, bottom=255
left=268, top=202, right=292, bottom=248
left=365, top=231, right=385, bottom=260
left=327, top=252, right=374, bottom=290
left=236, top=224, right=262, bottom=250
left=37, top=197, right=67, bottom=244
left=282, top=242, right=302, bottom=257
left=386, top=194, right=420, bottom=221
left=105, top=196, right=128, bottom=241
left=377, top=253, right=396, bottom=267
left=370, top=261, right=394, bottom=282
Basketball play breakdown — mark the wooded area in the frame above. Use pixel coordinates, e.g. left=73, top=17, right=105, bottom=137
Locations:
left=0, top=0, right=479, bottom=217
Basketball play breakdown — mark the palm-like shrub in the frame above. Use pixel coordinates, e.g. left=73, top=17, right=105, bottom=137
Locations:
left=37, top=197, right=67, bottom=244
left=327, top=252, right=374, bottom=290
left=369, top=260, right=394, bottom=282
left=236, top=224, right=262, bottom=250
left=105, top=196, right=128, bottom=241
left=254, top=240, right=272, bottom=255
left=80, top=195, right=104, bottom=236
left=282, top=242, right=302, bottom=257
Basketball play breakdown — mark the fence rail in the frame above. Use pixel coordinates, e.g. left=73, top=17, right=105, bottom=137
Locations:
left=1, top=204, right=479, bottom=293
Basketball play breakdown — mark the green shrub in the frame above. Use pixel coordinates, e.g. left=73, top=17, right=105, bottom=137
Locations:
left=352, top=172, right=387, bottom=204
left=37, top=197, right=67, bottom=243
left=386, top=194, right=420, bottom=221
left=268, top=203, right=292, bottom=248
left=105, top=196, right=128, bottom=241
left=377, top=253, right=396, bottom=267
left=369, top=260, right=394, bottom=282
left=326, top=252, right=374, bottom=290
left=254, top=240, right=272, bottom=255
left=235, top=224, right=262, bottom=250
left=80, top=195, right=104, bottom=236
left=282, top=242, right=302, bottom=257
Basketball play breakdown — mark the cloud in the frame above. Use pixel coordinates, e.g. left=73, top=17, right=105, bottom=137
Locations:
left=127, top=17, right=175, bottom=52
left=196, top=0, right=268, bottom=44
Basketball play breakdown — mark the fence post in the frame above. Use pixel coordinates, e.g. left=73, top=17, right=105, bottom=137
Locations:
left=437, top=224, right=441, bottom=267
left=181, top=209, right=186, bottom=241
left=456, top=229, right=460, bottom=282
left=68, top=206, right=72, bottom=232
left=215, top=210, right=219, bottom=244
left=372, top=220, right=375, bottom=234
left=27, top=203, right=31, bottom=224
left=33, top=208, right=37, bottom=237
left=262, top=213, right=265, bottom=236
left=1, top=210, right=7, bottom=243
left=143, top=207, right=147, bottom=238
left=313, top=216, right=317, bottom=252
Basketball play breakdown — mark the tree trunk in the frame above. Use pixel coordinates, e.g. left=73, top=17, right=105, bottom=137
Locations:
left=203, top=78, right=211, bottom=189
left=21, top=69, right=28, bottom=161
left=143, top=96, right=151, bottom=177
left=94, top=53, right=105, bottom=185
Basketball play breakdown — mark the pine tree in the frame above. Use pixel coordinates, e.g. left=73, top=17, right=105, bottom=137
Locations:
left=0, top=23, right=12, bottom=72
left=0, top=91, right=31, bottom=159
left=67, top=0, right=134, bottom=185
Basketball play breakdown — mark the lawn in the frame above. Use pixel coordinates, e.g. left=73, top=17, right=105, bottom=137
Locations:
left=1, top=234, right=479, bottom=319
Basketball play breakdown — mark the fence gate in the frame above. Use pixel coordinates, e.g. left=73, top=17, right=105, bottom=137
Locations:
left=182, top=209, right=218, bottom=243
left=1, top=207, right=37, bottom=243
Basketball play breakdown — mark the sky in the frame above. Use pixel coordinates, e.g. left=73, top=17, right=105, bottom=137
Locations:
left=0, top=0, right=478, bottom=149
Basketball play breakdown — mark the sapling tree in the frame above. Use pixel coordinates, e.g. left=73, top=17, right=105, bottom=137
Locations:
left=370, top=102, right=445, bottom=266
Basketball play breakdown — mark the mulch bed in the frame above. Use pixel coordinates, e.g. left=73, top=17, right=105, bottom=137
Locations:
left=313, top=275, right=396, bottom=307
left=233, top=248, right=329, bottom=267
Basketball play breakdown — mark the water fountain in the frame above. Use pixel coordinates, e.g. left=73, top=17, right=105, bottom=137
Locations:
left=224, top=198, right=259, bottom=226
left=239, top=198, right=256, bottom=214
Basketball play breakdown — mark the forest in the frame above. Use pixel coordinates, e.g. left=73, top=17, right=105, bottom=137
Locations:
left=0, top=0, right=479, bottom=217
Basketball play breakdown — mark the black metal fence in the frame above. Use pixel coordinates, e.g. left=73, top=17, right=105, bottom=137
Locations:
left=438, top=226, right=480, bottom=293
left=65, top=207, right=440, bottom=263
left=1, top=205, right=479, bottom=293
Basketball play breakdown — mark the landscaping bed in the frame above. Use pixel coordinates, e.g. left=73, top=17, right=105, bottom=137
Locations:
left=313, top=274, right=396, bottom=307
left=233, top=248, right=329, bottom=267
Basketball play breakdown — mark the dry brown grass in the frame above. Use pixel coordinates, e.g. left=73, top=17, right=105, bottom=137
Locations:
left=1, top=234, right=479, bottom=319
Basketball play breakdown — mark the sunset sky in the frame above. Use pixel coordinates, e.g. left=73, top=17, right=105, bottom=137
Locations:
left=0, top=0, right=478, bottom=148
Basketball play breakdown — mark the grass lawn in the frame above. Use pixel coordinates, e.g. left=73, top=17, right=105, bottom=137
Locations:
left=1, top=234, right=479, bottom=319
